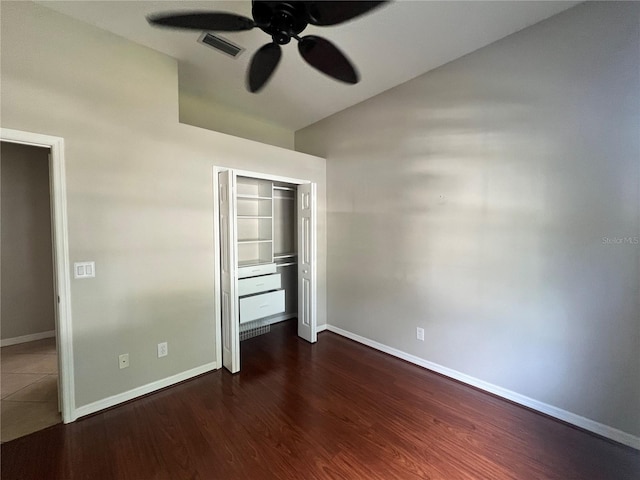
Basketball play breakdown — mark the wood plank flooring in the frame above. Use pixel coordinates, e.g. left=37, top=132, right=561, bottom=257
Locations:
left=1, top=320, right=638, bottom=479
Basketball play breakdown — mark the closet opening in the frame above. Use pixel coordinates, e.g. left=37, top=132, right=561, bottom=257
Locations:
left=215, top=168, right=317, bottom=374
left=237, top=179, right=298, bottom=342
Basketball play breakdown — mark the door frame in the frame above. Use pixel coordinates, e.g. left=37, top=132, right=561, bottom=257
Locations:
left=1, top=128, right=75, bottom=423
left=212, top=166, right=317, bottom=370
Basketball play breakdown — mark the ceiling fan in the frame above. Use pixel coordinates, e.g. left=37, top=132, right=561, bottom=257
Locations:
left=147, top=1, right=387, bottom=93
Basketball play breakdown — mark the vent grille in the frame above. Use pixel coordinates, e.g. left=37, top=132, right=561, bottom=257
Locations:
left=198, top=32, right=244, bottom=58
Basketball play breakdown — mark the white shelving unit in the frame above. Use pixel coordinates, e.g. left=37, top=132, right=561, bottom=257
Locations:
left=235, top=177, right=284, bottom=338
left=236, top=177, right=274, bottom=267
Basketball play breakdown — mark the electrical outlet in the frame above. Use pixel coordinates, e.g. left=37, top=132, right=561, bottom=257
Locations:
left=119, top=353, right=129, bottom=369
left=416, top=327, right=425, bottom=341
left=157, top=342, right=168, bottom=358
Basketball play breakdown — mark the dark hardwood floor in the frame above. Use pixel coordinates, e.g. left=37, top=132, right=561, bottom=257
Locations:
left=2, top=320, right=638, bottom=479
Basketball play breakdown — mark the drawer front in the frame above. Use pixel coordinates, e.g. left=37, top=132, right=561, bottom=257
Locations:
left=240, top=290, right=285, bottom=324
left=238, top=263, right=277, bottom=279
left=238, top=274, right=281, bottom=297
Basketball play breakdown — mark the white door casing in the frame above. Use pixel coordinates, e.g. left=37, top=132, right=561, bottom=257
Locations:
left=47, top=151, right=62, bottom=413
left=297, top=182, right=317, bottom=343
left=218, top=170, right=240, bottom=373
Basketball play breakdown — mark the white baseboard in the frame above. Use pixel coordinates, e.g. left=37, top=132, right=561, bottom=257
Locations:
left=326, top=325, right=640, bottom=451
left=316, top=324, right=328, bottom=333
left=73, top=361, right=218, bottom=421
left=268, top=313, right=297, bottom=325
left=1, top=330, right=55, bottom=347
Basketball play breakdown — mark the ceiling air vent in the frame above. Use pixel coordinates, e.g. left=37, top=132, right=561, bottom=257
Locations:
left=198, top=32, right=244, bottom=58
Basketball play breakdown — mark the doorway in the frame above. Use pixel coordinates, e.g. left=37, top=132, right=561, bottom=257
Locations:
left=214, top=167, right=318, bottom=373
left=0, top=128, right=74, bottom=427
left=1, top=141, right=61, bottom=442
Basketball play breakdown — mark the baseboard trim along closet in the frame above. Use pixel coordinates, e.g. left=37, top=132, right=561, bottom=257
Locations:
left=1, top=330, right=55, bottom=347
left=73, top=362, right=218, bottom=421
left=268, top=313, right=297, bottom=325
left=324, top=325, right=640, bottom=450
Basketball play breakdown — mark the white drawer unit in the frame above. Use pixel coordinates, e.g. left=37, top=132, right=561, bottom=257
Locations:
left=238, top=273, right=281, bottom=297
left=239, top=290, right=285, bottom=324
left=237, top=263, right=277, bottom=279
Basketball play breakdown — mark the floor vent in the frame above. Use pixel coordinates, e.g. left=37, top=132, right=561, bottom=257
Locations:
left=198, top=32, right=244, bottom=58
left=240, top=324, right=270, bottom=341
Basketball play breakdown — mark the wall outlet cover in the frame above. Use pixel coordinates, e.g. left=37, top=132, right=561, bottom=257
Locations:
left=119, top=353, right=129, bottom=369
left=157, top=342, right=168, bottom=358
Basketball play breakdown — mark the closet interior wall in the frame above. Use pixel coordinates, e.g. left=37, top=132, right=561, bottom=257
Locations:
left=273, top=182, right=298, bottom=321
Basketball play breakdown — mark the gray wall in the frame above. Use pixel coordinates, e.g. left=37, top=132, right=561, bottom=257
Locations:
left=179, top=90, right=294, bottom=150
left=296, top=2, right=640, bottom=437
left=1, top=142, right=56, bottom=340
left=1, top=1, right=326, bottom=409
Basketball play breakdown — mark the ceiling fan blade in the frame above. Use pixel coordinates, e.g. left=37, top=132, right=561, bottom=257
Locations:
left=247, top=43, right=282, bottom=93
left=298, top=36, right=359, bottom=84
left=305, top=1, right=387, bottom=26
left=147, top=12, right=255, bottom=31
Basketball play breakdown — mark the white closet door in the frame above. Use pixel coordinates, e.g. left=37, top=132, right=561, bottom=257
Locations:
left=219, top=170, right=240, bottom=373
left=297, top=182, right=317, bottom=343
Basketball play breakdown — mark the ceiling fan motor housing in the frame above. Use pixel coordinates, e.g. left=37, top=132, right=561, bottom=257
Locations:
left=253, top=1, right=309, bottom=44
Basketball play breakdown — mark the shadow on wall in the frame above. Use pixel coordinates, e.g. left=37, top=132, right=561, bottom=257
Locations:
left=323, top=28, right=639, bottom=440
left=67, top=155, right=218, bottom=406
left=72, top=287, right=216, bottom=407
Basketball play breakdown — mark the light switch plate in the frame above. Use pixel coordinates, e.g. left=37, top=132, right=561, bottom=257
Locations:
left=74, top=261, right=95, bottom=279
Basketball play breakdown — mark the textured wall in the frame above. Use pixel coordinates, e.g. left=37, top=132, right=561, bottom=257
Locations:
left=296, top=2, right=640, bottom=437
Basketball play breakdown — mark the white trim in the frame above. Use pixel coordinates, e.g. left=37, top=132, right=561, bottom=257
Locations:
left=212, top=167, right=223, bottom=369
left=1, top=330, right=55, bottom=347
left=326, top=325, right=640, bottom=451
left=233, top=168, right=309, bottom=186
left=74, top=362, right=218, bottom=420
left=316, top=324, right=328, bottom=333
left=263, top=312, right=297, bottom=325
left=1, top=128, right=75, bottom=424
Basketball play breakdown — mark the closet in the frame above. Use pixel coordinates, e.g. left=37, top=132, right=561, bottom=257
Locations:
left=217, top=169, right=317, bottom=374
left=236, top=177, right=298, bottom=341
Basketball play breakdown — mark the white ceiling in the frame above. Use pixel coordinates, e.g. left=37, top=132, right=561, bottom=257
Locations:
left=40, top=1, right=578, bottom=130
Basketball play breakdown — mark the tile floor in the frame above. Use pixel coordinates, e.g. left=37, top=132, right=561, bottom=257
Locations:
left=1, top=338, right=61, bottom=443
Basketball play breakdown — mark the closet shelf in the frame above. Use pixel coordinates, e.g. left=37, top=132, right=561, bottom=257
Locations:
left=238, top=239, right=273, bottom=244
left=238, top=215, right=272, bottom=219
left=238, top=259, right=275, bottom=268
left=237, top=194, right=272, bottom=200
left=276, top=262, right=297, bottom=267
